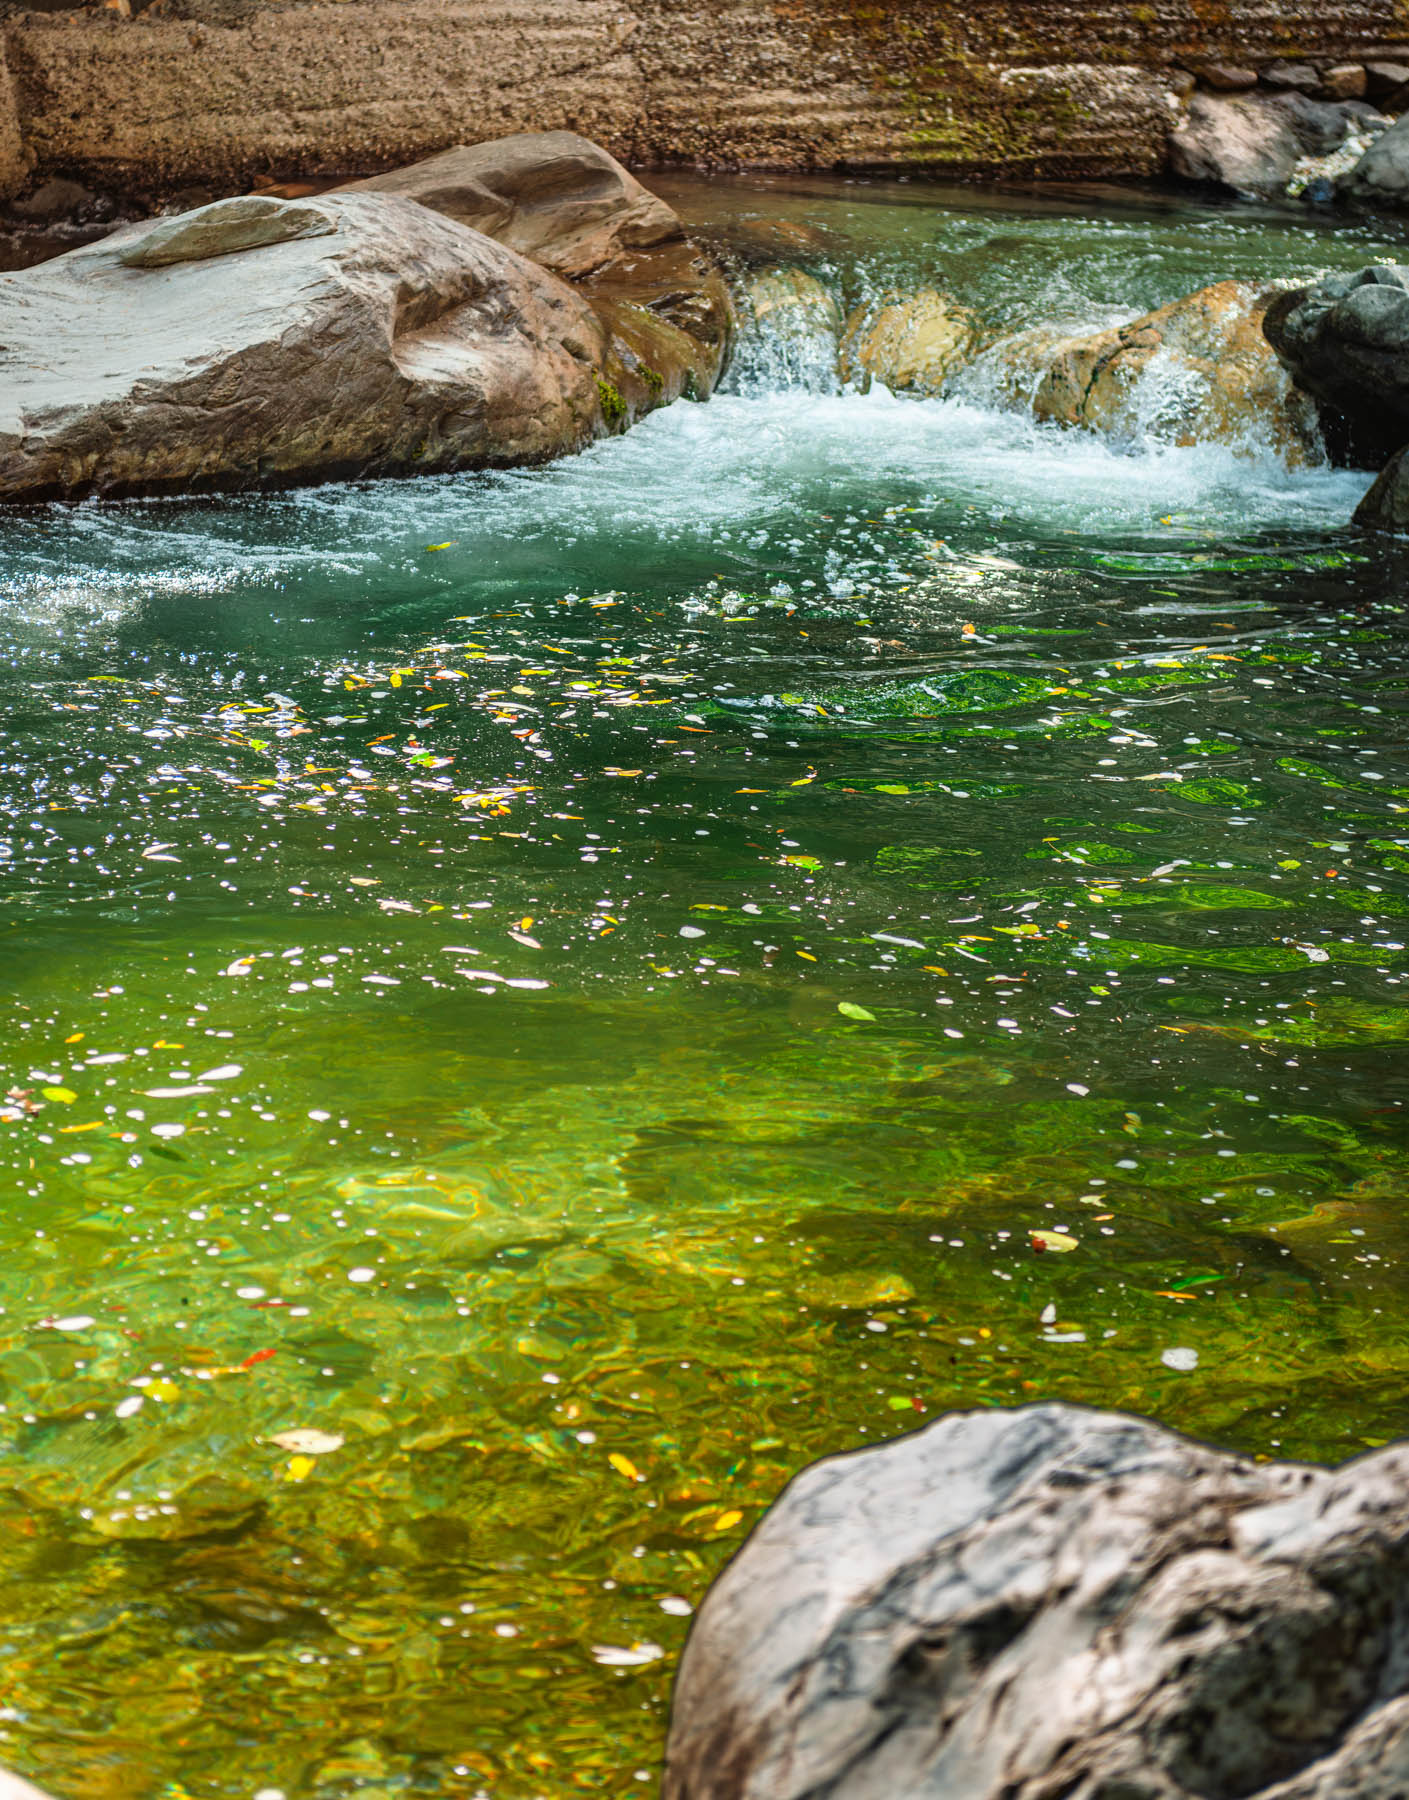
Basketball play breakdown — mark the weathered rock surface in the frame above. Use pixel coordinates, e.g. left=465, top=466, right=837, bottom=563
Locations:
left=5, top=0, right=1405, bottom=198
left=839, top=290, right=983, bottom=398
left=1263, top=262, right=1409, bottom=464
left=1339, top=110, right=1409, bottom=206
left=0, top=1767, right=58, bottom=1800
left=0, top=189, right=631, bottom=500
left=338, top=133, right=733, bottom=409
left=958, top=280, right=1320, bottom=458
left=664, top=1401, right=1409, bottom=1800
left=337, top=132, right=680, bottom=281
left=0, top=130, right=733, bottom=501
left=1170, top=88, right=1388, bottom=195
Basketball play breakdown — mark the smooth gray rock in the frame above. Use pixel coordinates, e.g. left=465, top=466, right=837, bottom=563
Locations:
left=1341, top=111, right=1409, bottom=207
left=116, top=192, right=337, bottom=266
left=1170, top=90, right=1384, bottom=196
left=664, top=1402, right=1409, bottom=1800
left=1264, top=263, right=1409, bottom=465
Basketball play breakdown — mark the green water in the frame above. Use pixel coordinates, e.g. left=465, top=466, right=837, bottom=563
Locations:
left=3, top=177, right=1409, bottom=1800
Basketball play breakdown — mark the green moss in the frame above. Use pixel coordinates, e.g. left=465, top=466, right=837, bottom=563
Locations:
left=641, top=366, right=665, bottom=396
left=596, top=378, right=627, bottom=430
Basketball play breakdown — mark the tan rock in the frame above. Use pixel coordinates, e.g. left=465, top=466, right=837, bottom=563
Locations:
left=339, top=134, right=733, bottom=412
left=0, top=191, right=621, bottom=501
left=961, top=281, right=1321, bottom=460
left=839, top=290, right=982, bottom=397
left=1321, top=62, right=1369, bottom=99
left=745, top=267, right=842, bottom=337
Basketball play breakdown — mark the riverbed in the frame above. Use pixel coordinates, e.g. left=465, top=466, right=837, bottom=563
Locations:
left=2, top=175, right=1408, bottom=1799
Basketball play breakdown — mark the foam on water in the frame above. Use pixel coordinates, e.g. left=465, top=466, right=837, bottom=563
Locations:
left=0, top=385, right=1370, bottom=626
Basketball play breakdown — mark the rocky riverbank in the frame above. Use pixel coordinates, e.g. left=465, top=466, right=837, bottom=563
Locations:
left=2, top=0, right=1409, bottom=209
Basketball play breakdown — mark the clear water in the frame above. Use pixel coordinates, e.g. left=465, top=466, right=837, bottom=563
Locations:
left=3, top=176, right=1409, bottom=1800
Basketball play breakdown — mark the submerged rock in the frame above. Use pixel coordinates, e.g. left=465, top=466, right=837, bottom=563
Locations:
left=665, top=1401, right=1409, bottom=1800
left=734, top=267, right=843, bottom=393
left=0, top=133, right=732, bottom=503
left=1170, top=90, right=1387, bottom=197
left=1263, top=263, right=1409, bottom=467
left=839, top=290, right=982, bottom=397
left=959, top=280, right=1320, bottom=459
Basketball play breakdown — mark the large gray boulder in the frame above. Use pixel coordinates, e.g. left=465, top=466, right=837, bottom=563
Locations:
left=1263, top=263, right=1409, bottom=466
left=1340, top=111, right=1409, bottom=208
left=664, top=1402, right=1409, bottom=1800
left=0, top=133, right=733, bottom=503
left=1170, top=89, right=1386, bottom=196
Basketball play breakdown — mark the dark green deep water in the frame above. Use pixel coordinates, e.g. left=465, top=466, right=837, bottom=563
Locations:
left=3, top=176, right=1409, bottom=1799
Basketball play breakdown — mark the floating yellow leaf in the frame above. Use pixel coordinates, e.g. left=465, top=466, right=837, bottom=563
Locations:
left=608, top=1452, right=643, bottom=1482
left=837, top=1002, right=875, bottom=1021
left=42, top=1087, right=77, bottom=1104
left=1030, top=1230, right=1079, bottom=1253
left=285, top=1455, right=317, bottom=1483
left=712, top=1510, right=743, bottom=1532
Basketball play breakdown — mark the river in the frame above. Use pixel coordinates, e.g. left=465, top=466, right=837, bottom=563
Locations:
left=2, top=174, right=1408, bottom=1799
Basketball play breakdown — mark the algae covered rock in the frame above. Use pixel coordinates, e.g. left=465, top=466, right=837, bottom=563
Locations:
left=839, top=290, right=983, bottom=397
left=961, top=280, right=1320, bottom=459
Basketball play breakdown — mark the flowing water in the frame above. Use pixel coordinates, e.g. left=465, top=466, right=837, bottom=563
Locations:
left=3, top=175, right=1409, bottom=1800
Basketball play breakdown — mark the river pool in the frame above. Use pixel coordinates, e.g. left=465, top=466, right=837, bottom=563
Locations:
left=3, top=175, right=1409, bottom=1799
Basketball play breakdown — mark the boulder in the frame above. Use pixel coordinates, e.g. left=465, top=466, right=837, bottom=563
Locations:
left=1320, top=62, right=1368, bottom=100
left=839, top=290, right=983, bottom=397
left=1196, top=62, right=1258, bottom=90
left=1170, top=90, right=1385, bottom=196
left=1353, top=445, right=1409, bottom=530
left=0, top=133, right=734, bottom=502
left=664, top=1402, right=1409, bottom=1800
left=1365, top=59, right=1409, bottom=102
left=958, top=280, right=1320, bottom=459
left=337, top=132, right=733, bottom=414
left=1340, top=112, right=1409, bottom=209
left=1263, top=263, right=1409, bottom=464
left=0, top=1769, right=58, bottom=1800
left=1261, top=59, right=1322, bottom=93
left=0, top=190, right=633, bottom=501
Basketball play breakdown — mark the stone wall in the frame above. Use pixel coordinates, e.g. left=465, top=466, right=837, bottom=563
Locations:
left=1, top=0, right=1407, bottom=198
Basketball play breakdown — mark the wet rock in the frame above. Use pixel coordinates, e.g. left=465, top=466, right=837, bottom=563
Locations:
left=1355, top=446, right=1409, bottom=530
left=1261, top=59, right=1322, bottom=93
left=839, top=290, right=982, bottom=397
left=336, top=131, right=680, bottom=281
left=337, top=132, right=733, bottom=410
left=1287, top=123, right=1392, bottom=199
left=1170, top=89, right=1383, bottom=197
left=1196, top=61, right=1258, bottom=90
left=1339, top=112, right=1409, bottom=209
left=0, top=123, right=737, bottom=504
left=1320, top=63, right=1368, bottom=100
left=733, top=267, right=843, bottom=392
left=1263, top=263, right=1409, bottom=465
left=664, top=1401, right=1409, bottom=1800
left=84, top=1472, right=263, bottom=1542
left=960, top=281, right=1319, bottom=459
